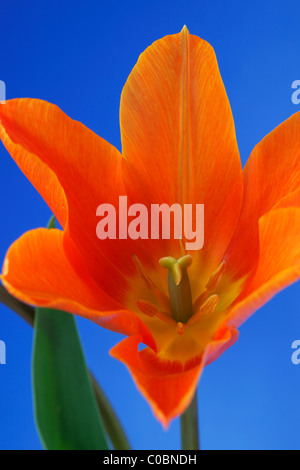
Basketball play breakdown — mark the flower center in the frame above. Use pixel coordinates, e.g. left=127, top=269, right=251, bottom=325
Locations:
left=133, top=250, right=226, bottom=336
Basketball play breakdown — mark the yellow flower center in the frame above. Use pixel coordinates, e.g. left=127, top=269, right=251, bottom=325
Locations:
left=133, top=249, right=226, bottom=337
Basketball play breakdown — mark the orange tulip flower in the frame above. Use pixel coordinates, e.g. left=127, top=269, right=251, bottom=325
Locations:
left=1, top=27, right=300, bottom=428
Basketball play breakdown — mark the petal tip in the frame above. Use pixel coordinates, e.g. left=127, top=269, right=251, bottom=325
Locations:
left=181, top=25, right=189, bottom=34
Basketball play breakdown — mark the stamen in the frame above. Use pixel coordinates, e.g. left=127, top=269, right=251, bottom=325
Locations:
left=179, top=238, right=186, bottom=257
left=193, top=261, right=225, bottom=311
left=133, top=255, right=170, bottom=312
left=133, top=255, right=153, bottom=290
left=188, top=294, right=219, bottom=326
left=206, top=261, right=225, bottom=291
left=199, top=294, right=219, bottom=315
left=193, top=290, right=209, bottom=313
left=137, top=299, right=176, bottom=327
left=136, top=299, right=158, bottom=317
left=156, top=311, right=177, bottom=326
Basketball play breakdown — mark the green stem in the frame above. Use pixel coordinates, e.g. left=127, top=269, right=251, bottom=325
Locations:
left=0, top=284, right=34, bottom=326
left=0, top=284, right=130, bottom=450
left=180, top=390, right=200, bottom=450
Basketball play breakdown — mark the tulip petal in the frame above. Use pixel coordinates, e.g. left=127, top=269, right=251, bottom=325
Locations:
left=110, top=325, right=238, bottom=426
left=1, top=228, right=155, bottom=346
left=0, top=105, right=67, bottom=228
left=1, top=228, right=121, bottom=311
left=110, top=335, right=203, bottom=428
left=225, top=111, right=300, bottom=281
left=120, top=27, right=243, bottom=268
left=226, top=208, right=300, bottom=328
left=0, top=99, right=150, bottom=303
left=204, top=324, right=239, bottom=366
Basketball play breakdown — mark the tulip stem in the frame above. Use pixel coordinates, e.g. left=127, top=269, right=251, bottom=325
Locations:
left=180, top=390, right=200, bottom=450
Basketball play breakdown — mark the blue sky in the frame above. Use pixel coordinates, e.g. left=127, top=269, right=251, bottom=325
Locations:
left=0, top=0, right=300, bottom=450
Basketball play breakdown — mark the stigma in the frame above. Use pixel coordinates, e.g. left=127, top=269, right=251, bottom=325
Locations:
left=159, top=254, right=194, bottom=323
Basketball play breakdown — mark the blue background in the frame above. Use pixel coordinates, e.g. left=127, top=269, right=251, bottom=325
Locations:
left=0, top=0, right=300, bottom=450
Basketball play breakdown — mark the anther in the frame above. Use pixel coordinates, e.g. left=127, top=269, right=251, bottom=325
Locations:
left=188, top=294, right=219, bottom=326
left=199, top=294, right=219, bottom=315
left=206, top=261, right=225, bottom=291
left=136, top=299, right=158, bottom=317
left=176, top=322, right=184, bottom=335
left=133, top=255, right=170, bottom=312
left=133, top=255, right=154, bottom=290
left=137, top=299, right=176, bottom=326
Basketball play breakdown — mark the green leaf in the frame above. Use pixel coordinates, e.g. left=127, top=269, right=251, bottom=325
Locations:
left=32, top=307, right=109, bottom=450
left=47, top=215, right=56, bottom=229
left=90, top=372, right=131, bottom=450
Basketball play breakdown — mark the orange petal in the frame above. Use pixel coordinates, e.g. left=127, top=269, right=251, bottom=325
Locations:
left=1, top=228, right=120, bottom=311
left=110, top=325, right=239, bottom=427
left=120, top=27, right=243, bottom=267
left=225, top=208, right=300, bottom=328
left=225, top=111, right=300, bottom=281
left=110, top=335, right=204, bottom=428
left=1, top=228, right=155, bottom=347
left=273, top=188, right=300, bottom=210
left=0, top=99, right=152, bottom=304
left=0, top=103, right=67, bottom=228
left=204, top=324, right=239, bottom=366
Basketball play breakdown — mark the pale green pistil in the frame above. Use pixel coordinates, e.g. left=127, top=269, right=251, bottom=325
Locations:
left=159, top=255, right=194, bottom=323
